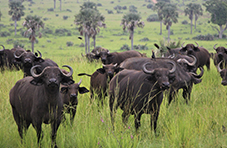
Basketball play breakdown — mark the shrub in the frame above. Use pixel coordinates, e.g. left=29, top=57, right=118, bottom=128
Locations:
left=0, top=31, right=10, bottom=37
left=107, top=10, right=114, bottom=14
left=30, top=10, right=33, bottom=13
left=129, top=5, right=137, bottom=13
left=139, top=37, right=150, bottom=41
left=122, top=6, right=127, bottom=10
left=55, top=28, right=71, bottom=36
left=66, top=9, right=72, bottom=12
left=120, top=44, right=130, bottom=50
left=63, top=16, right=69, bottom=20
left=56, top=14, right=59, bottom=17
left=147, top=4, right=153, bottom=9
left=47, top=8, right=54, bottom=11
left=97, top=3, right=102, bottom=6
left=214, top=34, right=227, bottom=39
left=114, top=5, right=122, bottom=10
left=43, top=18, right=49, bottom=21
left=13, top=41, right=25, bottom=48
left=133, top=44, right=148, bottom=50
left=66, top=41, right=74, bottom=46
left=147, top=14, right=159, bottom=22
left=182, top=20, right=188, bottom=25
left=192, top=34, right=214, bottom=41
left=42, top=27, right=53, bottom=34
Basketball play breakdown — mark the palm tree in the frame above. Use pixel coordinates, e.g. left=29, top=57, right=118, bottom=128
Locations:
left=184, top=3, right=203, bottom=34
left=0, top=10, right=2, bottom=21
left=54, top=0, right=56, bottom=9
left=8, top=1, right=25, bottom=35
left=75, top=2, right=105, bottom=53
left=153, top=1, right=166, bottom=35
left=23, top=15, right=44, bottom=52
left=121, top=12, right=145, bottom=50
left=59, top=0, right=62, bottom=11
left=162, top=4, right=178, bottom=42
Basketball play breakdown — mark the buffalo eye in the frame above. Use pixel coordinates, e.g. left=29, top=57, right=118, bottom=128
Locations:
left=169, top=74, right=175, bottom=83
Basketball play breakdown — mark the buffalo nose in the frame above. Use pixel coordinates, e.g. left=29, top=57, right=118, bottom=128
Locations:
left=218, top=53, right=223, bottom=58
left=25, top=58, right=31, bottom=63
left=49, top=78, right=57, bottom=83
left=162, top=82, right=170, bottom=88
left=70, top=94, right=77, bottom=98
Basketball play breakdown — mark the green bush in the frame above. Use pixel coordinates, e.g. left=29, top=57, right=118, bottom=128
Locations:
left=147, top=14, right=159, bottom=22
left=192, top=34, right=214, bottom=41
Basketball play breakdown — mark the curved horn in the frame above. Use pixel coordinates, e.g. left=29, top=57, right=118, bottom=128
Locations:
left=14, top=50, right=26, bottom=59
left=177, top=55, right=197, bottom=66
left=190, top=67, right=204, bottom=78
left=168, top=60, right=176, bottom=74
left=78, top=79, right=82, bottom=85
left=142, top=63, right=155, bottom=74
left=90, top=52, right=96, bottom=56
left=0, top=45, right=5, bottom=52
left=36, top=50, right=42, bottom=58
left=113, top=63, right=117, bottom=67
left=30, top=65, right=43, bottom=78
left=102, top=64, right=106, bottom=68
left=195, top=42, right=199, bottom=48
left=168, top=53, right=175, bottom=59
left=61, top=65, right=73, bottom=77
left=213, top=44, right=217, bottom=50
left=181, top=42, right=185, bottom=48
left=217, top=61, right=223, bottom=73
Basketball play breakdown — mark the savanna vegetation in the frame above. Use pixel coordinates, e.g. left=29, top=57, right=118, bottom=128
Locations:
left=0, top=0, right=227, bottom=147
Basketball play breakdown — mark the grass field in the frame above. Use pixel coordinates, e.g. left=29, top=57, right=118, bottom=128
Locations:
left=0, top=0, right=227, bottom=147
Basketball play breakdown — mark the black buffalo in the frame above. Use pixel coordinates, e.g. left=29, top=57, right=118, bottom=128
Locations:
left=93, top=50, right=143, bottom=65
left=180, top=42, right=210, bottom=70
left=0, top=45, right=26, bottom=71
left=109, top=61, right=176, bottom=132
left=14, top=50, right=58, bottom=77
left=213, top=44, right=227, bottom=69
left=9, top=65, right=74, bottom=147
left=217, top=61, right=227, bottom=86
left=60, top=79, right=89, bottom=124
left=120, top=56, right=203, bottom=104
left=78, top=63, right=123, bottom=106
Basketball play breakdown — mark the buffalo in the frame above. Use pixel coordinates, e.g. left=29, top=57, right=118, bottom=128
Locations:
left=217, top=61, right=227, bottom=86
left=109, top=61, right=176, bottom=132
left=92, top=50, right=143, bottom=65
left=213, top=44, right=227, bottom=69
left=81, top=47, right=109, bottom=62
left=14, top=50, right=58, bottom=77
left=0, top=45, right=26, bottom=71
left=179, top=42, right=210, bottom=70
left=78, top=63, right=123, bottom=106
left=60, top=79, right=89, bottom=124
left=120, top=56, right=203, bottom=104
left=9, top=65, right=74, bottom=147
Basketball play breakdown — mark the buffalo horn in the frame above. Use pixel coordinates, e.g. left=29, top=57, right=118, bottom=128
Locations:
left=177, top=55, right=197, bottom=66
left=181, top=42, right=185, bottom=48
left=190, top=67, right=204, bottom=78
left=168, top=60, right=176, bottom=74
left=14, top=50, right=26, bottom=59
left=30, top=65, right=43, bottom=78
left=213, top=44, right=217, bottom=50
left=0, top=45, right=5, bottom=52
left=113, top=63, right=117, bottom=67
left=102, top=64, right=106, bottom=68
left=36, top=50, right=42, bottom=58
left=78, top=79, right=82, bottom=85
left=142, top=63, right=155, bottom=74
left=195, top=42, right=199, bottom=48
left=90, top=52, right=96, bottom=56
left=217, top=61, right=223, bottom=73
left=61, top=65, right=73, bottom=77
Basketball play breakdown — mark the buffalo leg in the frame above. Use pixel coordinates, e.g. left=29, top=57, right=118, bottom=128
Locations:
left=183, top=85, right=192, bottom=104
left=151, top=108, right=160, bottom=133
left=122, top=111, right=130, bottom=126
left=134, top=113, right=142, bottom=131
left=168, top=88, right=177, bottom=105
left=51, top=121, right=61, bottom=148
left=32, top=121, right=43, bottom=146
left=109, top=94, right=116, bottom=130
left=70, top=108, right=76, bottom=125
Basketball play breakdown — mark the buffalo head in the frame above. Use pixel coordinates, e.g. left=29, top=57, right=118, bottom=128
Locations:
left=217, top=61, right=227, bottom=86
left=92, top=51, right=112, bottom=64
left=180, top=42, right=200, bottom=54
left=143, top=61, right=176, bottom=90
left=213, top=44, right=227, bottom=59
left=30, top=65, right=74, bottom=91
left=96, top=63, right=123, bottom=80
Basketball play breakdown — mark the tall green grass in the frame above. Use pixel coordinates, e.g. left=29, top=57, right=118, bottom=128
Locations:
left=1, top=0, right=227, bottom=147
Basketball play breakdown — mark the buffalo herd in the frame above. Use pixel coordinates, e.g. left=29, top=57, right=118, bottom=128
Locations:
left=1, top=42, right=227, bottom=147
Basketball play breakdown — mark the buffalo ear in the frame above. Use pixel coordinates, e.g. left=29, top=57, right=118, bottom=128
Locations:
left=34, top=57, right=44, bottom=63
left=30, top=78, right=43, bottom=86
left=96, top=68, right=105, bottom=74
left=224, top=48, right=227, bottom=54
left=115, top=67, right=124, bottom=73
left=180, top=48, right=187, bottom=52
left=61, top=78, right=75, bottom=86
left=60, top=87, right=68, bottom=94
left=93, top=55, right=100, bottom=59
left=79, top=87, right=89, bottom=94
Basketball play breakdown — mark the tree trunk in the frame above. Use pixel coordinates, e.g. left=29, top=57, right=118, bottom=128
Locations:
left=31, top=41, right=34, bottom=53
left=168, top=25, right=170, bottom=43
left=77, top=0, right=79, bottom=3
left=160, top=20, right=162, bottom=35
left=85, top=33, right=88, bottom=54
left=14, top=20, right=17, bottom=35
left=219, top=25, right=223, bottom=39
left=190, top=18, right=193, bottom=34
left=131, top=30, right=134, bottom=50
left=59, top=0, right=62, bottom=11
left=93, top=36, right=96, bottom=49
left=88, top=35, right=90, bottom=53
left=54, top=0, right=56, bottom=9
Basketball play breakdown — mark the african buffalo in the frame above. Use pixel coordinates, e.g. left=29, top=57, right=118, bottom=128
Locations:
left=120, top=56, right=203, bottom=104
left=0, top=45, right=26, bottom=71
left=109, top=61, right=176, bottom=132
left=154, top=43, right=184, bottom=57
left=217, top=61, right=227, bottom=86
left=213, top=44, right=227, bottom=69
left=60, top=79, right=89, bottom=124
left=93, top=50, right=143, bottom=65
left=81, top=47, right=109, bottom=62
left=14, top=50, right=58, bottom=77
left=78, top=63, right=123, bottom=106
left=180, top=42, right=210, bottom=70
left=9, top=65, right=74, bottom=147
